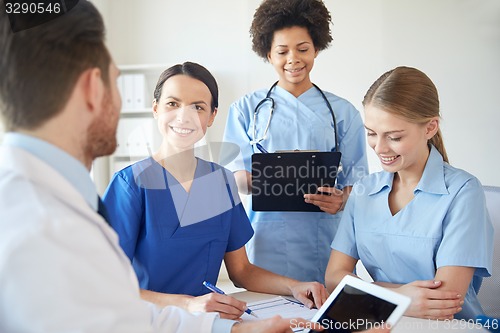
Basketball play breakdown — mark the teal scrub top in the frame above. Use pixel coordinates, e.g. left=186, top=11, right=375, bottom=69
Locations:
left=103, top=157, right=254, bottom=296
left=223, top=85, right=368, bottom=283
left=332, top=146, right=494, bottom=320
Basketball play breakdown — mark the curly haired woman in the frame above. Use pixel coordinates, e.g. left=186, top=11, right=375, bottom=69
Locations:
left=223, top=0, right=368, bottom=284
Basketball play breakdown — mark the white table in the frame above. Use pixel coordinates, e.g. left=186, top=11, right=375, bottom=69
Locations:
left=231, top=290, right=489, bottom=332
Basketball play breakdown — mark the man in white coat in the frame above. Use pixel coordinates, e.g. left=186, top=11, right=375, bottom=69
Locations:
left=0, top=1, right=321, bottom=332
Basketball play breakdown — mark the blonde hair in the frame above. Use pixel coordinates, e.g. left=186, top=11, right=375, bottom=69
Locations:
left=362, top=66, right=449, bottom=163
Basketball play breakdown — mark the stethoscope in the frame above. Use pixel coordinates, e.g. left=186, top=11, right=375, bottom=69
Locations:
left=250, top=81, right=340, bottom=156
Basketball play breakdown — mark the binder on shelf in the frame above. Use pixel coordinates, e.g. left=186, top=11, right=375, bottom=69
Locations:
left=115, top=118, right=156, bottom=157
left=122, top=74, right=135, bottom=111
left=132, top=74, right=146, bottom=110
left=119, top=74, right=147, bottom=112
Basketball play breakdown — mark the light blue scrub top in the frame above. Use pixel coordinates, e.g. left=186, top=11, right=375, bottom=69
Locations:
left=103, top=157, right=254, bottom=296
left=332, top=146, right=494, bottom=320
left=223, top=85, right=368, bottom=283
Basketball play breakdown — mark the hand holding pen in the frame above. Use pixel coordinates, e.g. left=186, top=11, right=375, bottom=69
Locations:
left=184, top=285, right=249, bottom=320
left=203, top=281, right=259, bottom=318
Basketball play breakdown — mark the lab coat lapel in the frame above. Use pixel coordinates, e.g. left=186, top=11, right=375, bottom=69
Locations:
left=0, top=146, right=138, bottom=285
left=2, top=146, right=100, bottom=223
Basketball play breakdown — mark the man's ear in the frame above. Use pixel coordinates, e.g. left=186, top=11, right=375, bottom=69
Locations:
left=425, top=117, right=440, bottom=139
left=208, top=108, right=218, bottom=127
left=82, top=67, right=105, bottom=113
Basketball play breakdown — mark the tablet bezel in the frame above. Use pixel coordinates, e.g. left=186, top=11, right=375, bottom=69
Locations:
left=308, top=275, right=410, bottom=331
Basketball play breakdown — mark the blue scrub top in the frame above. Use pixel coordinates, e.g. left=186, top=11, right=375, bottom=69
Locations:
left=223, top=85, right=368, bottom=283
left=103, top=157, right=254, bottom=296
left=332, top=146, right=494, bottom=320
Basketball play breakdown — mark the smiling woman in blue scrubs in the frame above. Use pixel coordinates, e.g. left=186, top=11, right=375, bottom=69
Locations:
left=103, top=62, right=327, bottom=320
left=326, top=66, right=493, bottom=321
left=222, top=0, right=368, bottom=286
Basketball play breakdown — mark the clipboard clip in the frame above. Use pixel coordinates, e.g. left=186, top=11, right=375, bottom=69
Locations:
left=274, top=149, right=320, bottom=153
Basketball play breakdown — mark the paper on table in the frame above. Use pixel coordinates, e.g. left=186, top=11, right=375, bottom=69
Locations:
left=241, top=296, right=318, bottom=321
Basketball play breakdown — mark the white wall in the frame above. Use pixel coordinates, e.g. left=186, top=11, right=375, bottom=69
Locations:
left=97, top=0, right=499, bottom=186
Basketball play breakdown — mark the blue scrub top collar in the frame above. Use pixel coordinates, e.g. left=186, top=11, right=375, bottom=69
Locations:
left=415, top=145, right=449, bottom=195
left=368, top=145, right=448, bottom=196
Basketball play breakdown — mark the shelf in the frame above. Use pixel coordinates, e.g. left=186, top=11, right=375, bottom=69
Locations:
left=113, top=155, right=150, bottom=162
left=120, top=109, right=153, bottom=117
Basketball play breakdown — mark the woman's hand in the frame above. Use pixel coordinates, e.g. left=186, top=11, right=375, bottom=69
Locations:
left=290, top=281, right=329, bottom=309
left=304, top=186, right=347, bottom=214
left=397, top=280, right=463, bottom=320
left=186, top=293, right=247, bottom=320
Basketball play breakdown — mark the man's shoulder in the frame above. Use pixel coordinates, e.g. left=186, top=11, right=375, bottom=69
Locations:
left=0, top=166, right=76, bottom=228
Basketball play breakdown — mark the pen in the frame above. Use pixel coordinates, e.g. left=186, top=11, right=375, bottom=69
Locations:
left=256, top=143, right=268, bottom=154
left=202, top=281, right=259, bottom=318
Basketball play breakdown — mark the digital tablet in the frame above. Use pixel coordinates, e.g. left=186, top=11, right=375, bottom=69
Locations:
left=251, top=151, right=341, bottom=212
left=307, top=275, right=410, bottom=332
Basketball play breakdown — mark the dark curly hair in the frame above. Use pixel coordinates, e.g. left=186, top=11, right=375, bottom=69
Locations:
left=250, top=0, right=333, bottom=61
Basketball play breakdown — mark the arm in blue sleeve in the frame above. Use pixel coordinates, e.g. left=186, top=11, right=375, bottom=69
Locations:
left=331, top=182, right=360, bottom=260
left=223, top=101, right=253, bottom=172
left=102, top=172, right=143, bottom=261
left=436, top=177, right=494, bottom=277
left=337, top=111, right=368, bottom=187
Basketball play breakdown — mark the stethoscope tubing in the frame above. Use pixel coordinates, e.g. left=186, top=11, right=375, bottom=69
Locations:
left=251, top=81, right=340, bottom=153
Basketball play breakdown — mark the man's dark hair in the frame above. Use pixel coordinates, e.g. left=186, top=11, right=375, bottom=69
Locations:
left=0, top=0, right=111, bottom=131
left=250, top=0, right=333, bottom=61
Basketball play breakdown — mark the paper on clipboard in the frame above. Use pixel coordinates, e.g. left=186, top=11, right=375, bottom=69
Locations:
left=241, top=296, right=318, bottom=322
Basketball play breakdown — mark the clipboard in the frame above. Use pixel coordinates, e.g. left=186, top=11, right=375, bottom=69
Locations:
left=251, top=151, right=342, bottom=212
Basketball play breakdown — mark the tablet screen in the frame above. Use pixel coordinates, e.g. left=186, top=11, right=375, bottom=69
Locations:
left=310, top=284, right=397, bottom=332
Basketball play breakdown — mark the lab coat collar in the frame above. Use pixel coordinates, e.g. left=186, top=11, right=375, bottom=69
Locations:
left=0, top=145, right=106, bottom=226
left=2, top=132, right=98, bottom=210
left=0, top=145, right=143, bottom=290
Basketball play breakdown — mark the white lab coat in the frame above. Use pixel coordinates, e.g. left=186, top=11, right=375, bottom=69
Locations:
left=0, top=146, right=217, bottom=333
